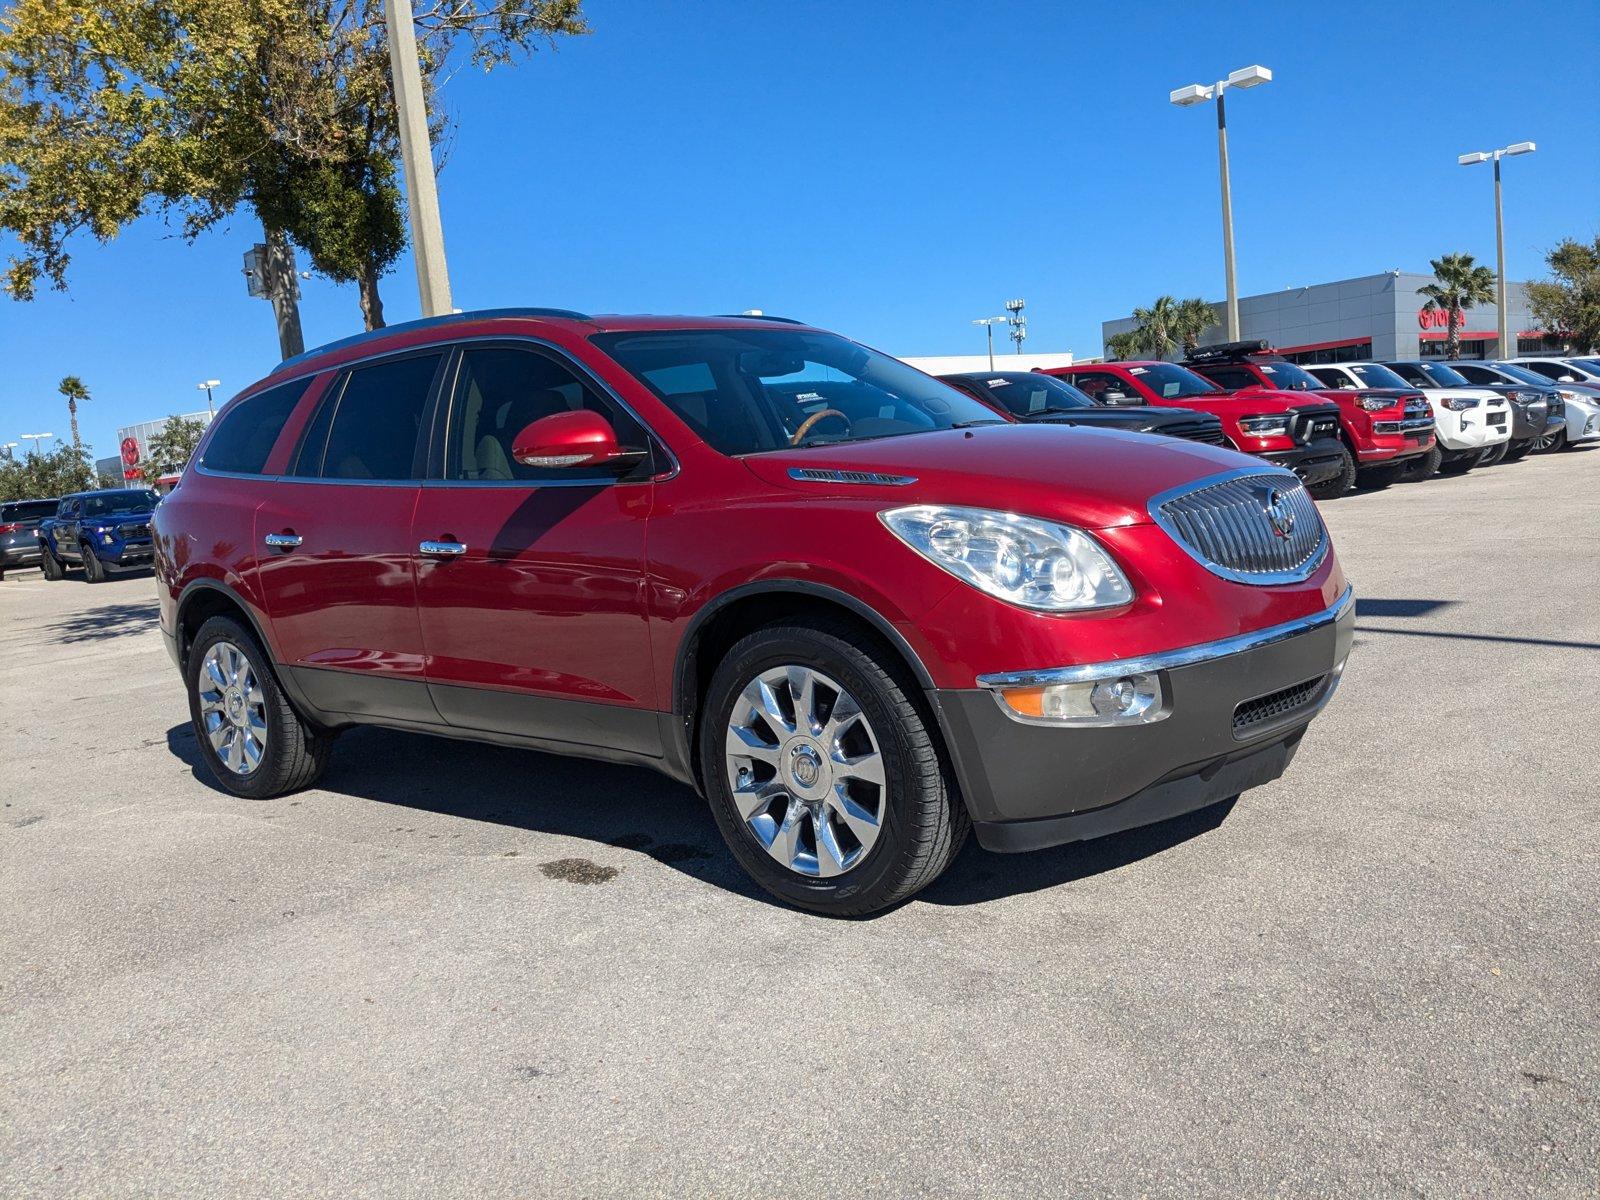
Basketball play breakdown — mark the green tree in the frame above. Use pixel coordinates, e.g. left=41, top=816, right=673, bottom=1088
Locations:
left=57, top=374, right=89, bottom=454
left=1104, top=331, right=1142, bottom=361
left=136, top=414, right=208, bottom=482
left=0, top=0, right=587, bottom=332
left=1526, top=236, right=1600, bottom=353
left=1129, top=295, right=1182, bottom=359
left=0, top=442, right=93, bottom=501
left=1173, top=297, right=1219, bottom=353
left=1417, top=253, right=1497, bottom=360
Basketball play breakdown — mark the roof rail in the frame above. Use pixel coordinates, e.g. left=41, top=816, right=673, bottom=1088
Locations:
left=269, top=307, right=593, bottom=375
left=712, top=313, right=807, bottom=325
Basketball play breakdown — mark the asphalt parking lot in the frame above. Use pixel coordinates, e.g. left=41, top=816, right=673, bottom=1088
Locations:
left=3, top=447, right=1597, bottom=1198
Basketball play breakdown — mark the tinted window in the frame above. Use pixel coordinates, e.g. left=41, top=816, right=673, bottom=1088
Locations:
left=1195, top=365, right=1261, bottom=391
left=593, top=329, right=1001, bottom=455
left=302, top=354, right=442, bottom=480
left=447, top=346, right=650, bottom=482
left=1064, top=370, right=1143, bottom=403
left=1, top=499, right=58, bottom=522
left=1307, top=367, right=1356, bottom=389
left=1519, top=362, right=1567, bottom=381
left=1492, top=363, right=1555, bottom=387
left=1253, top=361, right=1324, bottom=390
left=1117, top=364, right=1217, bottom=400
left=200, top=378, right=312, bottom=475
left=1452, top=364, right=1501, bottom=384
left=954, top=372, right=1092, bottom=415
left=81, top=490, right=158, bottom=516
left=1348, top=364, right=1411, bottom=389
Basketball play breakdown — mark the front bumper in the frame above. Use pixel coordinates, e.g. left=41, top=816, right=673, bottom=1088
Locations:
left=1436, top=408, right=1511, bottom=452
left=931, top=588, right=1355, bottom=852
left=107, top=542, right=153, bottom=566
left=1259, top=440, right=1346, bottom=487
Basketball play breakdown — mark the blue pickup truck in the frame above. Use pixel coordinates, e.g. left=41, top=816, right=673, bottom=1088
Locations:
left=38, top=487, right=160, bottom=583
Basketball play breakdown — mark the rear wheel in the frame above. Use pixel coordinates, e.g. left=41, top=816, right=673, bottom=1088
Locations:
left=80, top=541, right=106, bottom=583
left=187, top=615, right=331, bottom=799
left=1308, top=445, right=1356, bottom=500
left=1397, top=444, right=1442, bottom=483
left=700, top=620, right=968, bottom=916
left=39, top=543, right=65, bottom=580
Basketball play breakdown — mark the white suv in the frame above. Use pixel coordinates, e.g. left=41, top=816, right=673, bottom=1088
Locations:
left=1324, top=362, right=1510, bottom=477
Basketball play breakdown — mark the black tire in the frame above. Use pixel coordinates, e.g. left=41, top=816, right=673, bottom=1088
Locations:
left=1477, top=441, right=1509, bottom=467
left=1397, top=443, right=1442, bottom=483
left=1356, top=461, right=1404, bottom=491
left=1438, top=452, right=1477, bottom=475
left=80, top=541, right=106, bottom=583
left=1307, top=445, right=1356, bottom=500
left=699, top=619, right=968, bottom=916
left=1503, top=438, right=1534, bottom=462
left=186, top=615, right=331, bottom=799
left=39, top=543, right=65, bottom=580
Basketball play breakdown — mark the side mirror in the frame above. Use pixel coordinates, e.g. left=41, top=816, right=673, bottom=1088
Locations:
left=512, top=410, right=630, bottom=469
left=1101, top=390, right=1139, bottom=406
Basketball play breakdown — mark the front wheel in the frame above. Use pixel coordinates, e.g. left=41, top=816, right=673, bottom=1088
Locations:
left=1438, top=452, right=1477, bottom=475
left=1532, top=429, right=1567, bottom=453
left=39, top=543, right=65, bottom=580
left=186, top=615, right=331, bottom=799
left=1397, top=443, right=1442, bottom=483
left=1503, top=439, right=1534, bottom=461
left=1357, top=461, right=1404, bottom=491
left=700, top=621, right=968, bottom=916
left=1477, top=441, right=1509, bottom=467
left=1307, top=445, right=1356, bottom=501
left=80, top=542, right=106, bottom=583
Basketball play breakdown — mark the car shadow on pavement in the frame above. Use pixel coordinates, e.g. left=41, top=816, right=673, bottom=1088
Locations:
left=46, top=600, right=159, bottom=643
left=164, top=722, right=1237, bottom=915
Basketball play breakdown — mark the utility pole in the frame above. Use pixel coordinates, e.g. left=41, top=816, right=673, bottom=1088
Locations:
left=384, top=0, right=453, bottom=316
left=1005, top=299, right=1027, bottom=354
left=244, top=235, right=305, bottom=360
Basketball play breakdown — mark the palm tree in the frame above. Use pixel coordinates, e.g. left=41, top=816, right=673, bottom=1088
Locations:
left=58, top=375, right=90, bottom=454
left=1418, top=254, right=1497, bottom=360
left=1104, top=331, right=1142, bottom=361
left=1173, top=297, right=1220, bottom=353
left=1129, top=295, right=1181, bottom=358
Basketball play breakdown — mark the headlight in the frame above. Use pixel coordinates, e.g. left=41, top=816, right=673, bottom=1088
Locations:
left=1357, top=397, right=1395, bottom=412
left=1557, top=389, right=1584, bottom=402
left=1238, top=415, right=1290, bottom=437
left=1441, top=397, right=1480, bottom=411
left=880, top=506, right=1133, bottom=612
left=1513, top=390, right=1544, bottom=405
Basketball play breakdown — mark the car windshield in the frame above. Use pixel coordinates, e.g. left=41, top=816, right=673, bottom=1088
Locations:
left=959, top=372, right=1094, bottom=415
left=1251, top=360, right=1325, bottom=390
left=591, top=329, right=1006, bottom=455
left=1492, top=362, right=1554, bottom=387
left=1348, top=363, right=1411, bottom=389
left=81, top=490, right=158, bottom=517
left=1409, top=362, right=1471, bottom=388
left=1124, top=363, right=1220, bottom=399
left=1577, top=359, right=1600, bottom=375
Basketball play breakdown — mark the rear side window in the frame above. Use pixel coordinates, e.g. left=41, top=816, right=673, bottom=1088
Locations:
left=1196, top=365, right=1259, bottom=391
left=1, top=499, right=57, bottom=522
left=294, top=354, right=443, bottom=480
left=200, top=378, right=313, bottom=475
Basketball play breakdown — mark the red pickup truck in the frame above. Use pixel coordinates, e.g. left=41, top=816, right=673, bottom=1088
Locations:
left=1043, top=361, right=1350, bottom=497
left=1181, top=342, right=1436, bottom=492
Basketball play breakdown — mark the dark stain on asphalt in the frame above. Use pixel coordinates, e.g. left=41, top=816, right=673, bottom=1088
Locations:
left=539, top=857, right=619, bottom=885
left=11, top=814, right=45, bottom=828
left=648, top=842, right=711, bottom=864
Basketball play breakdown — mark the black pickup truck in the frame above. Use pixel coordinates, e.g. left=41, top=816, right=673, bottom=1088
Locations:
left=939, top=371, right=1228, bottom=445
left=37, top=487, right=160, bottom=583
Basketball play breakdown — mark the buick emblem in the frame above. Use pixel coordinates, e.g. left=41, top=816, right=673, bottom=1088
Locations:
left=1263, top=487, right=1296, bottom=540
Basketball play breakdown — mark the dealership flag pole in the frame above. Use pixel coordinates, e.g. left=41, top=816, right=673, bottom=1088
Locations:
left=384, top=0, right=454, bottom=317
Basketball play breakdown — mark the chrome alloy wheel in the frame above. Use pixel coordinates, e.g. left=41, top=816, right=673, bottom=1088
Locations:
left=723, top=665, right=886, bottom=878
left=196, top=641, right=268, bottom=775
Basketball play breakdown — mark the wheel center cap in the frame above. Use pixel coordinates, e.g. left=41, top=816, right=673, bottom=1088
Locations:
left=225, top=690, right=244, bottom=721
left=783, top=738, right=829, bottom=800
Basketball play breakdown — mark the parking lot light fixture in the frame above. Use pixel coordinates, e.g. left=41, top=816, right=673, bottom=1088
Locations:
left=1169, top=65, right=1272, bottom=341
left=1460, top=141, right=1537, bottom=356
left=972, top=317, right=1006, bottom=370
left=197, top=379, right=221, bottom=415
left=20, top=432, right=53, bottom=453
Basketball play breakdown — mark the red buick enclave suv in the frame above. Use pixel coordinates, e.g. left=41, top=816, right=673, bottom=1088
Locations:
left=153, top=310, right=1353, bottom=914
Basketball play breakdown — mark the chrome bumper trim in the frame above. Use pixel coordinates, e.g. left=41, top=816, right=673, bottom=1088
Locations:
left=977, top=585, right=1355, bottom=690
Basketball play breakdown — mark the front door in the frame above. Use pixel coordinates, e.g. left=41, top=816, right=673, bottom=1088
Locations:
left=253, top=350, right=447, bottom=724
left=410, top=342, right=660, bottom=756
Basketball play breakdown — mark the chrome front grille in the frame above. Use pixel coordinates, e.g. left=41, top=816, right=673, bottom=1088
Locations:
left=1150, top=469, right=1328, bottom=586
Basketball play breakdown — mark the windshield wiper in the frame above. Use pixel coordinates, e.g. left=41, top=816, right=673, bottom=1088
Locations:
left=950, top=418, right=1008, bottom=429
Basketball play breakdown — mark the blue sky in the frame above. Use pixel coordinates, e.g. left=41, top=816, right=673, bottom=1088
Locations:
left=3, top=0, right=1597, bottom=460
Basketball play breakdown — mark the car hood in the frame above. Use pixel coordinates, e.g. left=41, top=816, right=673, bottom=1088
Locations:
left=742, top=424, right=1257, bottom=529
left=1187, top=386, right=1327, bottom=412
left=86, top=510, right=154, bottom=526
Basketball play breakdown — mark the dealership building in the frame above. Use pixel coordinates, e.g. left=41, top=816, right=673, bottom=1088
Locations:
left=93, top=409, right=214, bottom=484
left=1101, top=270, right=1566, bottom=364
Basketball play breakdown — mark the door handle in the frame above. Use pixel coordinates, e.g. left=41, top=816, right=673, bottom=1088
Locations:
left=263, top=532, right=303, bottom=549
left=419, top=540, right=467, bottom=557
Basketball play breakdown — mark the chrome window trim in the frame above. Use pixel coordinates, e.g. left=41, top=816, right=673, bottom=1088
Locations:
left=977, top=585, right=1353, bottom=690
left=1147, top=466, right=1329, bottom=587
left=195, top=332, right=680, bottom=488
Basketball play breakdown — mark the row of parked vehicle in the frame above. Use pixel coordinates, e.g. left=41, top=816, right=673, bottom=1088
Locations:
left=938, top=343, right=1600, bottom=500
left=4, top=309, right=1594, bottom=915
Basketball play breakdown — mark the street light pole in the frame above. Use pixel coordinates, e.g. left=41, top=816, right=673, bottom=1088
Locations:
left=383, top=0, right=454, bottom=316
left=196, top=379, right=221, bottom=417
left=972, top=317, right=1005, bottom=370
left=1170, top=65, right=1272, bottom=342
left=1459, top=142, right=1535, bottom=357
left=19, top=432, right=53, bottom=453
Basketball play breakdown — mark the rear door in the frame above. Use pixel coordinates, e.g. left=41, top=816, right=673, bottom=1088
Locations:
left=410, top=341, right=660, bottom=754
left=54, top=498, right=82, bottom=561
left=253, top=350, right=446, bottom=724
